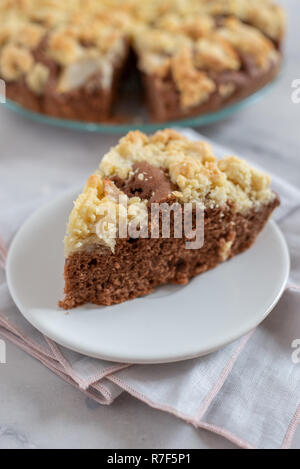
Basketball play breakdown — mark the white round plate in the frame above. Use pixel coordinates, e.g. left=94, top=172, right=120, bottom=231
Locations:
left=7, top=187, right=290, bottom=364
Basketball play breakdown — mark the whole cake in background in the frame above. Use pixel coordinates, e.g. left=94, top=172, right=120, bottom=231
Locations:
left=60, top=129, right=279, bottom=309
left=0, top=0, right=285, bottom=123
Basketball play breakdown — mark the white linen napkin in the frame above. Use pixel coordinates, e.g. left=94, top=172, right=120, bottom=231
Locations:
left=0, top=129, right=299, bottom=449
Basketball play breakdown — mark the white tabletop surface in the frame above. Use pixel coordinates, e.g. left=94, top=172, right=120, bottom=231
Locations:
left=0, top=0, right=299, bottom=449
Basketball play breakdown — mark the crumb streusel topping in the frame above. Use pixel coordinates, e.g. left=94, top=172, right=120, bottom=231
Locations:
left=0, top=0, right=285, bottom=109
left=65, top=129, right=275, bottom=255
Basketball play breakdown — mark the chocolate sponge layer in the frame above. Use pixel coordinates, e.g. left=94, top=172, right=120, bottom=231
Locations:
left=60, top=197, right=279, bottom=309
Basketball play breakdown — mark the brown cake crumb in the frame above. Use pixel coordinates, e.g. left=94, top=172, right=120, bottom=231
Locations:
left=60, top=198, right=279, bottom=308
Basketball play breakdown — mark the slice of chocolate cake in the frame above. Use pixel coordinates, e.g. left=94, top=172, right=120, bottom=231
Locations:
left=60, top=130, right=279, bottom=309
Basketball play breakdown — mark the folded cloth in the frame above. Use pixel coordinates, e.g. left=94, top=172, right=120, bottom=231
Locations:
left=0, top=129, right=300, bottom=450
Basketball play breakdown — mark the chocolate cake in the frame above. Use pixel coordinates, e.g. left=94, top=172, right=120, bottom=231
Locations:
left=60, top=130, right=279, bottom=308
left=0, top=0, right=285, bottom=123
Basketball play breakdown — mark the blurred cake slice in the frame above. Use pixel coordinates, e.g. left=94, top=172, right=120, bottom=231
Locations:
left=133, top=16, right=282, bottom=122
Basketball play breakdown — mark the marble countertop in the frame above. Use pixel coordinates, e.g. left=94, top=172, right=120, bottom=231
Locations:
left=0, top=0, right=299, bottom=449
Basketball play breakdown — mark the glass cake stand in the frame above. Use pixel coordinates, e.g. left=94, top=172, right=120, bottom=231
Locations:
left=3, top=79, right=278, bottom=134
